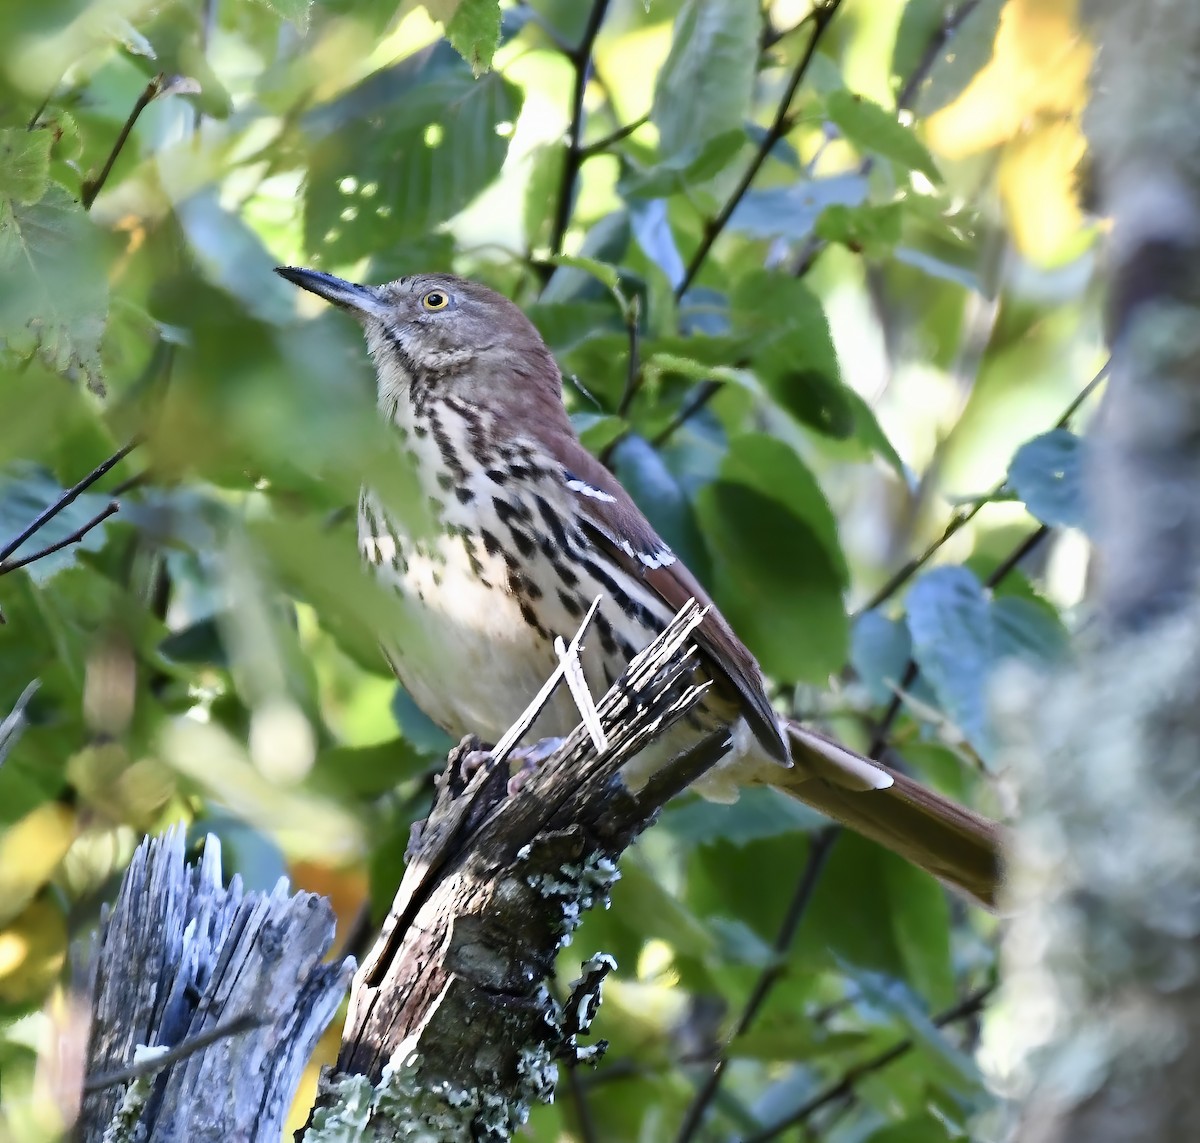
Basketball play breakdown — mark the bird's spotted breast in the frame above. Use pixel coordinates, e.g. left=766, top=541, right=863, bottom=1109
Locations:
left=359, top=397, right=676, bottom=745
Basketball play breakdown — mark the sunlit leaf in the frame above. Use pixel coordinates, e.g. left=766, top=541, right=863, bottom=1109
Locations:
left=444, top=0, right=502, bottom=75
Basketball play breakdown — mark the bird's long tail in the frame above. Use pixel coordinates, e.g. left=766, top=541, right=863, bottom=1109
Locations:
left=746, top=721, right=1004, bottom=909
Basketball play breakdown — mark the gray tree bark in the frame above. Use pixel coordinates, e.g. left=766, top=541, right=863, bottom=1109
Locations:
left=1002, top=3, right=1200, bottom=1139
left=73, top=829, right=351, bottom=1142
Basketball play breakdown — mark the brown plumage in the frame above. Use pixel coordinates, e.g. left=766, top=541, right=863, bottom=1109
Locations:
left=276, top=266, right=1004, bottom=908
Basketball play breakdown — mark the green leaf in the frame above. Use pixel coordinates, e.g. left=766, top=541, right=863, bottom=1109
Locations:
left=662, top=787, right=825, bottom=846
left=391, top=686, right=455, bottom=755
left=905, top=567, right=992, bottom=753
left=723, top=433, right=847, bottom=583
left=305, top=65, right=522, bottom=262
left=906, top=567, right=1068, bottom=757
left=884, top=855, right=953, bottom=1008
left=0, top=184, right=107, bottom=393
left=696, top=481, right=847, bottom=683
left=443, top=0, right=502, bottom=75
left=0, top=467, right=117, bottom=584
left=0, top=129, right=51, bottom=205
left=729, top=174, right=869, bottom=240
left=826, top=90, right=941, bottom=183
left=732, top=1025, right=870, bottom=1062
left=850, top=611, right=935, bottom=708
left=841, top=966, right=982, bottom=1089
left=310, top=738, right=430, bottom=798
left=730, top=272, right=886, bottom=450
left=622, top=129, right=745, bottom=199
left=1008, top=429, right=1086, bottom=530
left=546, top=254, right=622, bottom=294
left=651, top=0, right=759, bottom=163
left=815, top=201, right=905, bottom=258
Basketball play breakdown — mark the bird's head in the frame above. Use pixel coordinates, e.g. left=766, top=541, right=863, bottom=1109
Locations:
left=275, top=267, right=563, bottom=425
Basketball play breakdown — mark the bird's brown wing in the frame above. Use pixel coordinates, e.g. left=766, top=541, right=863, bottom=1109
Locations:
left=542, top=432, right=789, bottom=763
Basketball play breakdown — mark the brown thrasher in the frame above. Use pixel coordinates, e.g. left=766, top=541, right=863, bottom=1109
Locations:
left=276, top=267, right=1002, bottom=907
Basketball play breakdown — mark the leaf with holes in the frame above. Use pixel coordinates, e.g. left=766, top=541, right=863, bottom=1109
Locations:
left=0, top=184, right=107, bottom=392
left=1008, top=429, right=1086, bottom=530
left=304, top=68, right=521, bottom=263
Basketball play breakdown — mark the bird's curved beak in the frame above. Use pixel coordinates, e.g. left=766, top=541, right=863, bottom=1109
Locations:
left=275, top=266, right=385, bottom=319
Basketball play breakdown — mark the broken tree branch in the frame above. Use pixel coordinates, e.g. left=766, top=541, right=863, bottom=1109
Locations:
left=306, top=600, right=727, bottom=1139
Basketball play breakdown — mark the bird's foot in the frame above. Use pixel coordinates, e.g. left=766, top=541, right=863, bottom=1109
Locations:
left=506, top=737, right=566, bottom=796
left=453, top=735, right=566, bottom=795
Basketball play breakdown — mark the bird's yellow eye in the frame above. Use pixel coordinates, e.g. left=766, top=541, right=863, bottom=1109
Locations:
left=421, top=290, right=450, bottom=312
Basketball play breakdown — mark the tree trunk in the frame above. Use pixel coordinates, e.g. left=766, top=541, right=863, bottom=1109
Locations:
left=1002, top=4, right=1200, bottom=1138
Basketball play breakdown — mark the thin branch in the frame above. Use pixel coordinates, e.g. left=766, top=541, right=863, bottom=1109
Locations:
left=867, top=521, right=1052, bottom=758
left=546, top=0, right=613, bottom=264
left=81, top=76, right=164, bottom=209
left=674, top=1, right=844, bottom=301
left=649, top=379, right=722, bottom=449
left=83, top=1013, right=265, bottom=1094
left=673, top=828, right=839, bottom=1143
left=741, top=985, right=994, bottom=1143
left=985, top=524, right=1050, bottom=590
left=615, top=295, right=642, bottom=419
left=0, top=440, right=138, bottom=564
left=0, top=501, right=119, bottom=574
left=784, top=0, right=990, bottom=279
left=565, top=1063, right=601, bottom=1143
left=856, top=362, right=1107, bottom=616
left=895, top=0, right=985, bottom=113
left=578, top=113, right=650, bottom=160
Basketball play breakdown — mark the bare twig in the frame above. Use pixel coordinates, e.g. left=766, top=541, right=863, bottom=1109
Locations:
left=856, top=363, right=1106, bottom=617
left=83, top=1014, right=265, bottom=1094
left=674, top=828, right=839, bottom=1143
left=741, top=984, right=994, bottom=1142
left=615, top=295, right=642, bottom=419
left=0, top=501, right=119, bottom=574
left=546, top=0, right=613, bottom=263
left=81, top=76, right=163, bottom=209
left=565, top=1064, right=601, bottom=1143
left=0, top=440, right=137, bottom=565
left=649, top=379, right=723, bottom=449
left=0, top=679, right=40, bottom=765
left=895, top=0, right=986, bottom=113
left=578, top=113, right=650, bottom=160
left=674, top=1, right=844, bottom=300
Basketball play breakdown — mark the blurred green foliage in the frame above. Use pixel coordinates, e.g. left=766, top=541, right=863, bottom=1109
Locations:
left=0, top=0, right=1100, bottom=1139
